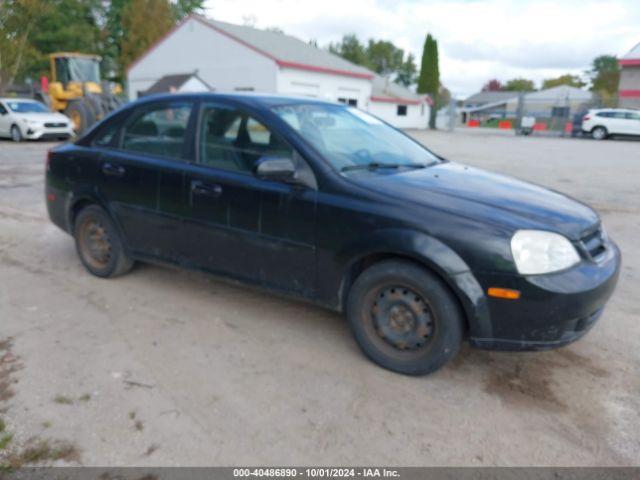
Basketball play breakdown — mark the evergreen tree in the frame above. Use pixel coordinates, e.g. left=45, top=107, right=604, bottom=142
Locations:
left=417, top=34, right=439, bottom=129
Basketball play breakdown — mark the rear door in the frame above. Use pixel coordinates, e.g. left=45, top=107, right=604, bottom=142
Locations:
left=98, top=100, right=194, bottom=257
left=182, top=102, right=318, bottom=296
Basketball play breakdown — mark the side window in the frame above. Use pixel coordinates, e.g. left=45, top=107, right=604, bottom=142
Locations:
left=625, top=112, right=640, bottom=120
left=92, top=121, right=119, bottom=147
left=0, top=103, right=7, bottom=115
left=199, top=105, right=293, bottom=173
left=121, top=103, right=192, bottom=159
left=596, top=112, right=611, bottom=118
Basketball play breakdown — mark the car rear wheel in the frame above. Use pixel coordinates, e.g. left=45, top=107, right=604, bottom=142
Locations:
left=591, top=126, right=608, bottom=140
left=74, top=205, right=133, bottom=278
left=346, top=260, right=464, bottom=375
left=10, top=125, right=22, bottom=142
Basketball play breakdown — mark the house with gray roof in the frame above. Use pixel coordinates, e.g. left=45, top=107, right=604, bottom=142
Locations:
left=126, top=15, right=430, bottom=128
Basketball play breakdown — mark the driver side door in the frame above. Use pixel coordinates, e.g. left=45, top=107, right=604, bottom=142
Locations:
left=182, top=103, right=318, bottom=297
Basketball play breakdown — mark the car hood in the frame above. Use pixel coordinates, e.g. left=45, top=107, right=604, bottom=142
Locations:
left=12, top=112, right=70, bottom=123
left=348, top=162, right=599, bottom=240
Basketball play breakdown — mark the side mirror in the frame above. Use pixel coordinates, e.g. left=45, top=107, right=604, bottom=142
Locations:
left=255, top=156, right=297, bottom=182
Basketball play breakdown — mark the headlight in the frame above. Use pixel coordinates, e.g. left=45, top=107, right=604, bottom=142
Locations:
left=511, top=230, right=580, bottom=275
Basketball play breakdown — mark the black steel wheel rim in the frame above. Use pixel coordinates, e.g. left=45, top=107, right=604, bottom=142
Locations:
left=370, top=286, right=434, bottom=351
left=79, top=218, right=112, bottom=269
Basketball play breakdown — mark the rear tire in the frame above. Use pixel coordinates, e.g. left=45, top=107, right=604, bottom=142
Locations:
left=591, top=126, right=608, bottom=140
left=73, top=205, right=133, bottom=278
left=10, top=125, right=22, bottom=142
left=346, top=260, right=464, bottom=375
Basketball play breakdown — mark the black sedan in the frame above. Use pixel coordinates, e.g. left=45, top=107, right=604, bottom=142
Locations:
left=45, top=93, right=621, bottom=375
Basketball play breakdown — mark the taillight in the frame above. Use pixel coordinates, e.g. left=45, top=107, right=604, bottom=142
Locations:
left=583, top=115, right=590, bottom=122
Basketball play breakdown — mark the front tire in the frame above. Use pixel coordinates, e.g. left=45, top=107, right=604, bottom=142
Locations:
left=591, top=126, right=608, bottom=140
left=73, top=205, right=133, bottom=278
left=346, top=260, right=464, bottom=375
left=10, top=125, right=23, bottom=142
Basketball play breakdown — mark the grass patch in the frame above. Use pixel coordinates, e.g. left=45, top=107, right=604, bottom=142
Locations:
left=78, top=394, right=91, bottom=402
left=0, top=433, right=12, bottom=450
left=41, top=421, right=52, bottom=429
left=1, top=438, right=81, bottom=469
left=53, top=395, right=73, bottom=405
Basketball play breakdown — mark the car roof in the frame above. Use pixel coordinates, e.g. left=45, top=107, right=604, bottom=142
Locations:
left=132, top=92, right=342, bottom=109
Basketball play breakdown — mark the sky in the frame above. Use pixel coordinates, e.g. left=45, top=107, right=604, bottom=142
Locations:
left=203, top=0, right=640, bottom=98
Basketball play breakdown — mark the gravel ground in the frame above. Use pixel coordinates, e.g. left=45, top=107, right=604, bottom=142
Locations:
left=0, top=130, right=638, bottom=466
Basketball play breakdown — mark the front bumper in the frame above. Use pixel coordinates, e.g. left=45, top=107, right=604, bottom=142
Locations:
left=469, top=241, right=621, bottom=350
left=23, top=125, right=73, bottom=140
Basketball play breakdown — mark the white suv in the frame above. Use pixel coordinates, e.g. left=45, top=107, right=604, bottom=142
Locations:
left=582, top=108, right=640, bottom=140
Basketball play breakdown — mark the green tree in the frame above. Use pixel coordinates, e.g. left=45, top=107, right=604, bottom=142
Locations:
left=23, top=0, right=102, bottom=80
left=395, top=53, right=417, bottom=87
left=365, top=39, right=404, bottom=75
left=328, top=34, right=417, bottom=87
left=170, top=0, right=204, bottom=20
left=119, top=0, right=174, bottom=72
left=541, top=74, right=586, bottom=89
left=502, top=77, right=536, bottom=91
left=417, top=33, right=439, bottom=129
left=0, top=0, right=51, bottom=93
left=588, top=55, right=619, bottom=95
left=328, top=34, right=368, bottom=67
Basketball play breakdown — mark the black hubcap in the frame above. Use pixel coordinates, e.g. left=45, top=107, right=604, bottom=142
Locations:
left=371, top=287, right=434, bottom=350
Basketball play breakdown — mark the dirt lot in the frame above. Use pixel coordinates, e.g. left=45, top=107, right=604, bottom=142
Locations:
left=0, top=131, right=638, bottom=466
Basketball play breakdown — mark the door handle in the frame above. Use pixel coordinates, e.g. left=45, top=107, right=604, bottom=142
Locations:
left=191, top=180, right=223, bottom=197
left=102, top=162, right=126, bottom=177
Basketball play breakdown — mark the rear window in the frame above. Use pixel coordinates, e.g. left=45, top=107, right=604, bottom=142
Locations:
left=121, top=103, right=193, bottom=159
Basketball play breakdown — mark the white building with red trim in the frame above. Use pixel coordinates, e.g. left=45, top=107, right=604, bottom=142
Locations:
left=619, top=42, right=640, bottom=109
left=126, top=15, right=430, bottom=129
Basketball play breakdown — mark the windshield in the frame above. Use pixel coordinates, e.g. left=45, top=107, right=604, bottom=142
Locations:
left=6, top=101, right=50, bottom=113
left=67, top=57, right=101, bottom=83
left=271, top=104, right=440, bottom=172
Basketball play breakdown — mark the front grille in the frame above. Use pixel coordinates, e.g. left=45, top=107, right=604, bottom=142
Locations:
left=580, top=227, right=607, bottom=261
left=44, top=122, right=67, bottom=128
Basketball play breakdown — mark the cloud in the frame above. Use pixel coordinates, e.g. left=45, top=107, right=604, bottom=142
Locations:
left=204, top=0, right=640, bottom=96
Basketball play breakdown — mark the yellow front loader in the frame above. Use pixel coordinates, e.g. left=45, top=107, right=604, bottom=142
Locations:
left=46, top=52, right=124, bottom=133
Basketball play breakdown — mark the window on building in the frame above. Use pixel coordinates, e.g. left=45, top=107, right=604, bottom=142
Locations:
left=338, top=98, right=358, bottom=107
left=199, top=105, right=293, bottom=173
left=397, top=105, right=408, bottom=116
left=121, top=102, right=193, bottom=159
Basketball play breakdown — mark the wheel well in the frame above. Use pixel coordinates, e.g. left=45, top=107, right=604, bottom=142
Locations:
left=69, top=199, right=97, bottom=229
left=591, top=125, right=607, bottom=132
left=339, top=253, right=471, bottom=333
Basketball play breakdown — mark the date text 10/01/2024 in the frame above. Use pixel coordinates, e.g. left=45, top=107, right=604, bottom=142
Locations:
left=233, top=468, right=400, bottom=477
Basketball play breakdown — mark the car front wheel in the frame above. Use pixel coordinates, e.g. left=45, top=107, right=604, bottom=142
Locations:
left=10, top=125, right=23, bottom=142
left=591, top=126, right=608, bottom=140
left=346, top=260, right=464, bottom=375
left=73, top=205, right=133, bottom=278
